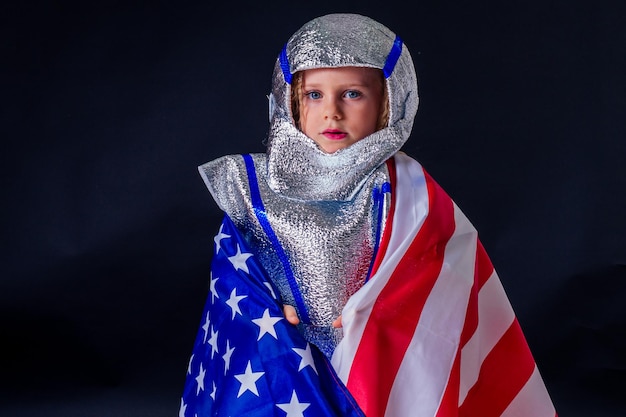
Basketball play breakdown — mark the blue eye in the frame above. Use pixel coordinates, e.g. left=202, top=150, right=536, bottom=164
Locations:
left=306, top=91, right=322, bottom=100
left=345, top=90, right=361, bottom=99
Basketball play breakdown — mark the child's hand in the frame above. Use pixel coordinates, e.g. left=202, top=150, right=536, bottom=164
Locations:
left=283, top=305, right=343, bottom=328
left=283, top=305, right=300, bottom=325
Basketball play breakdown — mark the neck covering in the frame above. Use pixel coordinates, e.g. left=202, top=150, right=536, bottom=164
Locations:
left=266, top=13, right=419, bottom=201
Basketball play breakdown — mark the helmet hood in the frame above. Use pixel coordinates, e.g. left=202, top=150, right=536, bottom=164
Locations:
left=266, top=13, right=419, bottom=201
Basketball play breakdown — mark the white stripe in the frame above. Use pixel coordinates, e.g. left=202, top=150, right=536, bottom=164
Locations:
left=386, top=204, right=476, bottom=416
left=458, top=271, right=516, bottom=406
left=332, top=153, right=429, bottom=382
left=501, top=366, right=556, bottom=417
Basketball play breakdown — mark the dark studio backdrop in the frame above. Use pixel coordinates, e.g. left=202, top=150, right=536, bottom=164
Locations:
left=2, top=1, right=625, bottom=416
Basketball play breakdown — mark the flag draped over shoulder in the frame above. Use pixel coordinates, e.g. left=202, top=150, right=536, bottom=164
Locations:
left=332, top=152, right=557, bottom=417
left=181, top=151, right=556, bottom=417
left=179, top=215, right=365, bottom=417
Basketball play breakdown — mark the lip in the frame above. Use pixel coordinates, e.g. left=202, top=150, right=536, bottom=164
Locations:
left=322, top=129, right=348, bottom=140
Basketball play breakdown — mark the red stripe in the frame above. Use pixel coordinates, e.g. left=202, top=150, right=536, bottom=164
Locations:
left=321, top=358, right=365, bottom=415
left=369, top=158, right=397, bottom=277
left=347, top=171, right=456, bottom=417
left=460, top=274, right=479, bottom=349
left=435, top=348, right=461, bottom=417
left=475, top=241, right=495, bottom=290
left=458, top=319, right=535, bottom=417
left=437, top=241, right=491, bottom=416
left=460, top=242, right=493, bottom=348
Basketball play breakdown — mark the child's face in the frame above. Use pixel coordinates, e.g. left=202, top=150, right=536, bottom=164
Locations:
left=298, top=67, right=385, bottom=154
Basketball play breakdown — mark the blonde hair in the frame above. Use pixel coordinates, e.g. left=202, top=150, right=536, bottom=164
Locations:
left=290, top=69, right=390, bottom=131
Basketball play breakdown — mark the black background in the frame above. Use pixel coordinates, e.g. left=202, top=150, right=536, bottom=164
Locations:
left=2, top=1, right=625, bottom=416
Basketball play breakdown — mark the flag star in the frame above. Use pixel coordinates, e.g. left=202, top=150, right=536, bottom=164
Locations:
left=228, top=244, right=253, bottom=273
left=195, top=363, right=206, bottom=395
left=292, top=344, right=318, bottom=374
left=234, top=360, right=265, bottom=398
left=214, top=223, right=231, bottom=254
left=187, top=354, right=194, bottom=375
left=210, top=272, right=219, bottom=303
left=276, top=390, right=310, bottom=417
left=222, top=339, right=236, bottom=375
left=179, top=398, right=187, bottom=417
left=207, top=325, right=219, bottom=359
left=201, top=311, right=211, bottom=342
left=210, top=381, right=217, bottom=401
left=252, top=308, right=283, bottom=341
left=264, top=281, right=277, bottom=299
left=225, top=288, right=247, bottom=320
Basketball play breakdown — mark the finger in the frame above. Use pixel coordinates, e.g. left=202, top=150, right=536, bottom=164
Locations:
left=283, top=304, right=300, bottom=325
left=332, top=315, right=342, bottom=328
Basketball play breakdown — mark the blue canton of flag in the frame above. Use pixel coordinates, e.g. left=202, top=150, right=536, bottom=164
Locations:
left=179, top=215, right=365, bottom=417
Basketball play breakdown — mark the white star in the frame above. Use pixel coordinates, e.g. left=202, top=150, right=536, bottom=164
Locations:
left=210, top=380, right=217, bottom=401
left=225, top=288, right=247, bottom=320
left=207, top=325, right=219, bottom=359
left=178, top=398, right=187, bottom=417
left=264, top=281, right=277, bottom=299
left=209, top=272, right=219, bottom=303
left=228, top=244, right=253, bottom=273
left=234, top=360, right=264, bottom=398
left=222, top=339, right=236, bottom=375
left=201, top=311, right=210, bottom=343
left=195, top=363, right=206, bottom=395
left=187, top=354, right=194, bottom=375
left=214, top=223, right=231, bottom=254
left=252, top=308, right=282, bottom=341
left=276, top=390, right=310, bottom=417
left=292, top=344, right=317, bottom=374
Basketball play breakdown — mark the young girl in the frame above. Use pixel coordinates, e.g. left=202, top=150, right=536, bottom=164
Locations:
left=180, top=13, right=557, bottom=417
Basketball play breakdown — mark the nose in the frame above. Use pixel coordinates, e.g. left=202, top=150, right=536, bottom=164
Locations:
left=324, top=98, right=342, bottom=120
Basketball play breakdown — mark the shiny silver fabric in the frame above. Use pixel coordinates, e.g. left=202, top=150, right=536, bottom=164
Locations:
left=267, top=13, right=418, bottom=201
left=199, top=13, right=418, bottom=358
left=200, top=154, right=391, bottom=357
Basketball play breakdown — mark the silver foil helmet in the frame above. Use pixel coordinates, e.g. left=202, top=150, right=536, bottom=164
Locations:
left=266, top=13, right=419, bottom=201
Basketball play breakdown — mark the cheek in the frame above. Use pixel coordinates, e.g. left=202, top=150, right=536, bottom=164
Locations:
left=299, top=108, right=313, bottom=136
left=364, top=106, right=381, bottom=131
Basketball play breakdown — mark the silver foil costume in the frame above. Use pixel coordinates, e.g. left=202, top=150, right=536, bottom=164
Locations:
left=199, top=13, right=419, bottom=358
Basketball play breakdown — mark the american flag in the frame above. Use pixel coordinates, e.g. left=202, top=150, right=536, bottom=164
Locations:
left=179, top=214, right=365, bottom=416
left=331, top=152, right=557, bottom=416
left=181, top=152, right=557, bottom=416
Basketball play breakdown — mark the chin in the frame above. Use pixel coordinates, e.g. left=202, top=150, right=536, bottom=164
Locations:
left=321, top=144, right=348, bottom=154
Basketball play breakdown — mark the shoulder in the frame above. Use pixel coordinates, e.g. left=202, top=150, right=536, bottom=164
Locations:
left=391, top=152, right=456, bottom=206
left=391, top=151, right=426, bottom=183
left=199, top=153, right=265, bottom=177
left=197, top=153, right=267, bottom=214
left=199, top=153, right=266, bottom=188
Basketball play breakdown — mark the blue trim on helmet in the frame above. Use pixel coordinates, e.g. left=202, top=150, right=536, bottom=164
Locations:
left=279, top=44, right=292, bottom=84
left=383, top=36, right=403, bottom=78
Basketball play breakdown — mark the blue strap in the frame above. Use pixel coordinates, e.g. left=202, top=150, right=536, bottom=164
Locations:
left=279, top=43, right=292, bottom=84
left=282, top=36, right=401, bottom=82
left=242, top=154, right=310, bottom=323
left=365, top=182, right=392, bottom=283
left=382, top=35, right=403, bottom=78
